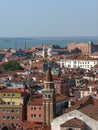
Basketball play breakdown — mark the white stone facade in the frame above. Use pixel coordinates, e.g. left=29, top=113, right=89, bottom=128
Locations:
left=51, top=110, right=98, bottom=130
left=60, top=59, right=98, bottom=70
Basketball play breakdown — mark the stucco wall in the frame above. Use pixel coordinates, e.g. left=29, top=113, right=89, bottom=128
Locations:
left=51, top=110, right=98, bottom=130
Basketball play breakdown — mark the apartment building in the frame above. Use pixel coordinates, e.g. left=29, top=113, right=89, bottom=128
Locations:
left=60, top=54, right=98, bottom=70
left=0, top=88, right=25, bottom=127
left=67, top=42, right=98, bottom=54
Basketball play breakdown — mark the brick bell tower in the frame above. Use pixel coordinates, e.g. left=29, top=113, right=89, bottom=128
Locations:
left=42, top=65, right=56, bottom=125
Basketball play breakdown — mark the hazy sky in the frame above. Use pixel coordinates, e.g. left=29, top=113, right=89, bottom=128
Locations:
left=0, top=0, right=98, bottom=37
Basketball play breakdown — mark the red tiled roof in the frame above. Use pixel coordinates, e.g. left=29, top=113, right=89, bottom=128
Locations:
left=28, top=94, right=68, bottom=105
left=60, top=118, right=85, bottom=127
left=16, top=122, right=51, bottom=130
left=0, top=88, right=22, bottom=93
left=63, top=53, right=98, bottom=60
left=64, top=95, right=98, bottom=121
left=28, top=94, right=43, bottom=105
left=56, top=95, right=68, bottom=102
left=94, top=64, right=98, bottom=68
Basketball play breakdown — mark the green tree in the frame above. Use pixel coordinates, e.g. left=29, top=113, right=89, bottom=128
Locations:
left=53, top=45, right=60, bottom=49
left=72, top=47, right=81, bottom=53
left=3, top=60, right=23, bottom=71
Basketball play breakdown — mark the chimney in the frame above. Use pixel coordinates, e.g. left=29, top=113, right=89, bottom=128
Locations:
left=68, top=99, right=71, bottom=107
left=89, top=86, right=93, bottom=95
left=80, top=91, right=84, bottom=98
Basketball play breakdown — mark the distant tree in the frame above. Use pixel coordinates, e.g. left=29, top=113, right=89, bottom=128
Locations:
left=71, top=47, right=81, bottom=53
left=3, top=60, right=23, bottom=71
left=24, top=55, right=33, bottom=60
left=53, top=45, right=60, bottom=49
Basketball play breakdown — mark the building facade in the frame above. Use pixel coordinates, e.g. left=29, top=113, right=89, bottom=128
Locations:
left=60, top=58, right=98, bottom=70
left=0, top=88, right=24, bottom=127
left=67, top=42, right=98, bottom=54
left=27, top=67, right=69, bottom=124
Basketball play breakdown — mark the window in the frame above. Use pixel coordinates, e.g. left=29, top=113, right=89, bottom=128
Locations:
left=39, top=114, right=41, bottom=117
left=3, top=94, right=6, bottom=97
left=34, top=107, right=36, bottom=110
left=7, top=109, right=10, bottom=113
left=31, top=114, right=33, bottom=117
left=12, top=109, right=15, bottom=113
left=8, top=102, right=10, bottom=105
left=12, top=102, right=15, bottom=105
left=39, top=107, right=41, bottom=110
left=31, top=114, right=36, bottom=117
left=12, top=93, right=15, bottom=97
left=45, top=95, right=48, bottom=98
left=31, top=107, right=33, bottom=110
left=2, top=102, right=6, bottom=105
left=34, top=114, right=36, bottom=117
left=2, top=109, right=6, bottom=113
left=8, top=93, right=11, bottom=97
left=16, top=116, right=19, bottom=120
left=7, top=116, right=10, bottom=120
left=16, top=109, right=19, bottom=113
left=11, top=123, right=15, bottom=127
left=12, top=116, right=14, bottom=120
left=48, top=95, right=51, bottom=98
left=3, top=116, right=6, bottom=120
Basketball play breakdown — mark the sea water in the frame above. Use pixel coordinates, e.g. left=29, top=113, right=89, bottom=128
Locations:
left=0, top=37, right=98, bottom=49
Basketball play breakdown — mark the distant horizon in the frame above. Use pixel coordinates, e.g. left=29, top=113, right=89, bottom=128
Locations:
left=0, top=36, right=98, bottom=38
left=0, top=36, right=98, bottom=49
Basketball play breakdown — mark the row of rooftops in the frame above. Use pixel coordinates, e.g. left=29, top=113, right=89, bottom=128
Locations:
left=64, top=95, right=98, bottom=121
left=1, top=45, right=98, bottom=129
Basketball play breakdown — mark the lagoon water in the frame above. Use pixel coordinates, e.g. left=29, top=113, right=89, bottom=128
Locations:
left=0, top=37, right=98, bottom=49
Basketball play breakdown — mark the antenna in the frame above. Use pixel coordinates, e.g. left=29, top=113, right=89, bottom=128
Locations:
left=24, top=41, right=26, bottom=50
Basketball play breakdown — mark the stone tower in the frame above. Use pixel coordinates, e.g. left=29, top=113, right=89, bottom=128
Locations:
left=42, top=66, right=56, bottom=125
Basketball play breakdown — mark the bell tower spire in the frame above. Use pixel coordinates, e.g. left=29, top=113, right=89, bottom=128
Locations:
left=42, top=65, right=56, bottom=125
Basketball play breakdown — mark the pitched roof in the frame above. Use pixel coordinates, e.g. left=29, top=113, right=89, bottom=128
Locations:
left=17, top=122, right=51, bottom=130
left=65, top=95, right=98, bottom=121
left=28, top=94, right=43, bottom=105
left=60, top=118, right=85, bottom=127
left=0, top=88, right=22, bottom=93
left=28, top=94, right=68, bottom=105
left=46, top=67, right=53, bottom=81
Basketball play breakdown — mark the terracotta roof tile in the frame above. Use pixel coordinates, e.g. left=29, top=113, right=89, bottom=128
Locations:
left=60, top=118, right=85, bottom=127
left=28, top=94, right=68, bottom=105
left=64, top=95, right=98, bottom=121
left=0, top=88, right=22, bottom=93
left=17, top=122, right=51, bottom=130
